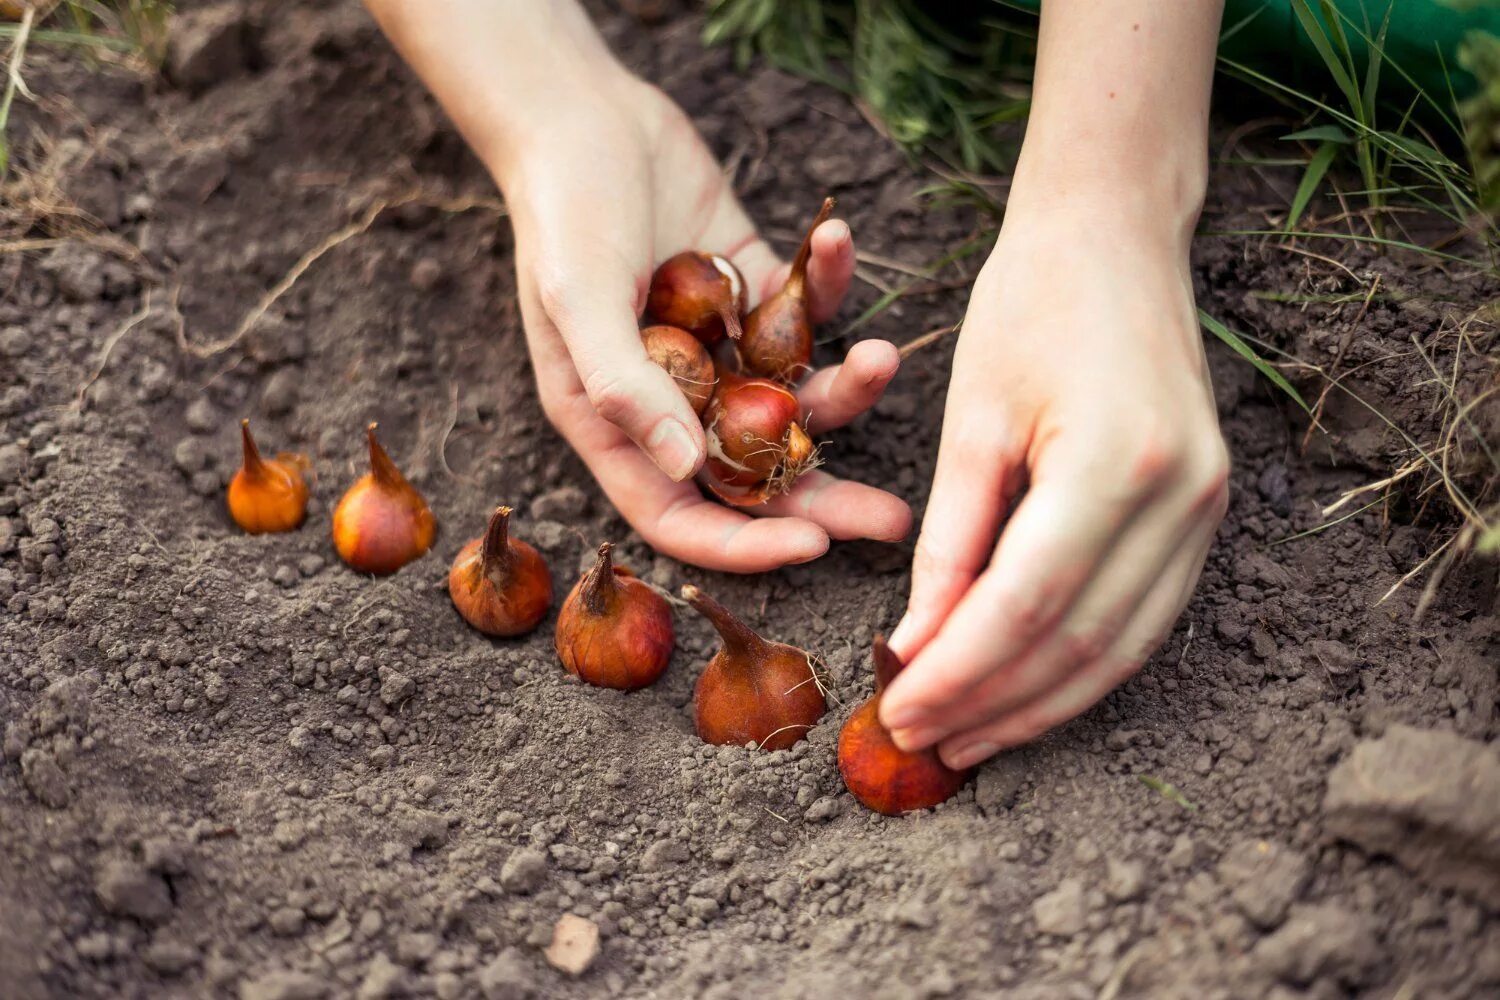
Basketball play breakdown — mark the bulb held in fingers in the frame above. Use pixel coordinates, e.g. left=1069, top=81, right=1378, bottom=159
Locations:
left=449, top=506, right=553, bottom=637
left=702, top=371, right=819, bottom=505
left=332, top=423, right=437, bottom=575
left=685, top=585, right=825, bottom=750
left=838, top=636, right=972, bottom=815
left=642, top=324, right=716, bottom=415
left=738, top=197, right=834, bottom=383
left=227, top=420, right=310, bottom=534
left=555, top=543, right=675, bottom=690
left=646, top=251, right=747, bottom=345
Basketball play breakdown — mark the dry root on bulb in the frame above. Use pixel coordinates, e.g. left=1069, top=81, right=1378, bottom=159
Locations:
left=684, top=585, right=825, bottom=750
left=642, top=324, right=717, bottom=415
left=555, top=542, right=675, bottom=690
left=331, top=423, right=437, bottom=575
left=449, top=506, right=553, bottom=637
left=837, top=636, right=972, bottom=815
left=227, top=420, right=310, bottom=534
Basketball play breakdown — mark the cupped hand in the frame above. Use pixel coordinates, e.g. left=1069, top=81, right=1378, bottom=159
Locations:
left=878, top=202, right=1230, bottom=769
left=499, top=76, right=910, bottom=572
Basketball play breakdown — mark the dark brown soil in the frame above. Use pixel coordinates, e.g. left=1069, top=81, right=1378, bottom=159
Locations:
left=2, top=3, right=1497, bottom=998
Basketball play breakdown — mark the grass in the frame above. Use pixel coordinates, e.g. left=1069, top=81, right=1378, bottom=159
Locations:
left=705, top=0, right=1499, bottom=594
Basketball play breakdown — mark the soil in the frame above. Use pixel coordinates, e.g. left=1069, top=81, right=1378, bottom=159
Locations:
left=2, top=2, right=1498, bottom=998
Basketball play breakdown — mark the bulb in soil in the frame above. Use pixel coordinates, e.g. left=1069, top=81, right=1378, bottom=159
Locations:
left=838, top=636, right=972, bottom=815
left=701, top=371, right=818, bottom=505
left=646, top=251, right=747, bottom=345
left=555, top=543, right=674, bottom=690
left=738, top=197, right=833, bottom=383
left=227, top=419, right=310, bottom=534
left=642, top=324, right=716, bottom=415
left=332, top=423, right=436, bottom=575
left=448, top=506, right=553, bottom=637
left=684, top=585, right=825, bottom=750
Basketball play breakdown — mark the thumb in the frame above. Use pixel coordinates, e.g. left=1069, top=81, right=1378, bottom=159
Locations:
left=538, top=263, right=706, bottom=482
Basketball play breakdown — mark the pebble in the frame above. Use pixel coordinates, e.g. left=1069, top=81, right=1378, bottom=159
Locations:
left=238, top=969, right=330, bottom=1000
left=543, top=914, right=599, bottom=976
left=499, top=848, right=547, bottom=894
left=142, top=938, right=199, bottom=976
left=1104, top=857, right=1146, bottom=903
left=268, top=906, right=306, bottom=937
left=1033, top=879, right=1088, bottom=937
left=356, top=953, right=405, bottom=1000
left=379, top=669, right=416, bottom=707
left=184, top=397, right=218, bottom=434
left=0, top=325, right=31, bottom=357
left=173, top=437, right=212, bottom=474
left=94, top=858, right=173, bottom=923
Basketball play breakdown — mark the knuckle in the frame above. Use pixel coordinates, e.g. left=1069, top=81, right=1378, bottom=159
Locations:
left=1191, top=444, right=1232, bottom=517
left=1123, top=426, right=1187, bottom=490
left=996, top=582, right=1055, bottom=637
left=583, top=368, right=645, bottom=427
left=1057, top=624, right=1114, bottom=665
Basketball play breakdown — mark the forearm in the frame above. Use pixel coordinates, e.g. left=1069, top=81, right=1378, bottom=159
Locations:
left=363, top=0, right=629, bottom=178
left=1010, top=0, right=1224, bottom=241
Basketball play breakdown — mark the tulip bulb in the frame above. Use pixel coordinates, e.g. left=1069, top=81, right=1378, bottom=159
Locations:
left=227, top=420, right=310, bottom=534
left=449, top=506, right=553, bottom=637
left=642, top=324, right=716, bottom=415
left=702, top=371, right=818, bottom=506
left=332, top=423, right=436, bottom=575
left=685, top=585, right=825, bottom=750
left=646, top=251, right=747, bottom=345
left=738, top=197, right=833, bottom=383
left=838, top=636, right=972, bottom=815
left=555, top=543, right=675, bottom=690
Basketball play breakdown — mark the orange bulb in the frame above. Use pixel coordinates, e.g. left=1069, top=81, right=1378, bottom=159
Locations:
left=227, top=419, right=309, bottom=534
left=838, top=637, right=972, bottom=815
left=448, top=506, right=553, bottom=637
left=332, top=423, right=436, bottom=575
left=555, top=543, right=674, bottom=690
left=738, top=197, right=833, bottom=383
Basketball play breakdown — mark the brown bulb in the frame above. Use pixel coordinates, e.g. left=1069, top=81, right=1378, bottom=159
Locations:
left=332, top=423, right=436, bottom=575
left=838, top=636, right=972, bottom=815
left=702, top=371, right=818, bottom=506
left=227, top=419, right=309, bottom=534
left=738, top=197, right=833, bottom=383
left=555, top=543, right=674, bottom=690
left=448, top=506, right=552, bottom=637
left=642, top=324, right=716, bottom=415
left=646, top=251, right=747, bottom=345
left=685, top=585, right=825, bottom=750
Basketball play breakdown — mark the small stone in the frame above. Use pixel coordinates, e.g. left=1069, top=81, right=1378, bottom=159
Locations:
left=804, top=796, right=841, bottom=822
left=268, top=907, right=306, bottom=937
left=238, top=969, right=330, bottom=1000
left=95, top=859, right=173, bottom=923
left=527, top=520, right=570, bottom=553
left=640, top=838, right=688, bottom=872
left=1033, top=878, right=1088, bottom=937
left=1217, top=838, right=1310, bottom=929
left=394, top=931, right=438, bottom=966
left=0, top=325, right=31, bottom=357
left=143, top=938, right=199, bottom=976
left=174, top=437, right=212, bottom=474
left=184, top=397, right=218, bottom=433
left=499, top=849, right=547, bottom=894
left=1104, top=857, right=1146, bottom=903
left=379, top=669, right=416, bottom=707
left=543, top=914, right=599, bottom=977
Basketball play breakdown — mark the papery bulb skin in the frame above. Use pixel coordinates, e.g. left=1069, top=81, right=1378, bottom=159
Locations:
left=642, top=324, right=716, bottom=415
left=555, top=543, right=674, bottom=690
left=332, top=423, right=437, bottom=575
left=739, top=197, right=833, bottom=383
left=702, top=372, right=818, bottom=504
left=838, top=636, right=972, bottom=815
left=646, top=251, right=747, bottom=345
left=227, top=419, right=310, bottom=534
left=685, top=585, right=825, bottom=751
left=449, top=506, right=553, bottom=637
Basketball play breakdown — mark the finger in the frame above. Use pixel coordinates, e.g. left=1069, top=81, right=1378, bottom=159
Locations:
left=754, top=470, right=912, bottom=542
left=891, top=508, right=1217, bottom=752
left=538, top=262, right=706, bottom=482
left=797, top=339, right=900, bottom=434
left=735, top=218, right=856, bottom=322
left=935, top=529, right=1218, bottom=769
left=881, top=438, right=1160, bottom=731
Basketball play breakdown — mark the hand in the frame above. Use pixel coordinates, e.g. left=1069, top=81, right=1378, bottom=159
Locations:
left=878, top=198, right=1229, bottom=769
left=365, top=0, right=910, bottom=573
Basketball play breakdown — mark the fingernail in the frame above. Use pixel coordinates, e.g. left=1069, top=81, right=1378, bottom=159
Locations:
left=890, top=725, right=942, bottom=753
left=646, top=419, right=699, bottom=482
left=947, top=741, right=999, bottom=770
left=881, top=702, right=926, bottom=731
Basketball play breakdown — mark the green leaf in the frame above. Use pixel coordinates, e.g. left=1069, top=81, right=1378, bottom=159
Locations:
left=1286, top=140, right=1340, bottom=231
left=1198, top=309, right=1311, bottom=413
left=1281, top=124, right=1352, bottom=143
left=1290, top=0, right=1362, bottom=111
left=1139, top=775, right=1197, bottom=812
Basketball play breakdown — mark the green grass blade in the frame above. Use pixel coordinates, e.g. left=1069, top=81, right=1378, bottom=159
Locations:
left=1281, top=124, right=1352, bottom=143
left=1286, top=140, right=1340, bottom=231
left=1199, top=309, right=1311, bottom=412
left=1290, top=0, right=1362, bottom=110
